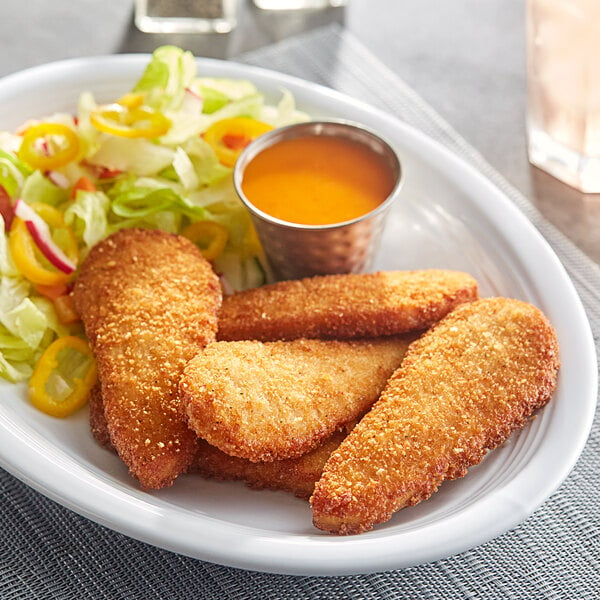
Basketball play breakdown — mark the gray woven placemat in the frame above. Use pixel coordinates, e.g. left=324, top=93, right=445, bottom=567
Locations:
left=1, top=24, right=599, bottom=599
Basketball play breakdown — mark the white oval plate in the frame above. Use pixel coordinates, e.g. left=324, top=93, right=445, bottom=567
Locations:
left=0, top=55, right=596, bottom=576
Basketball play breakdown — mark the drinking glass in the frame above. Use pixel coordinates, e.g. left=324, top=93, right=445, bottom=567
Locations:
left=527, top=0, right=600, bottom=192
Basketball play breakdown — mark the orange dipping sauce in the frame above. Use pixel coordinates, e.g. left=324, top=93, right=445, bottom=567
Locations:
left=240, top=135, right=397, bottom=226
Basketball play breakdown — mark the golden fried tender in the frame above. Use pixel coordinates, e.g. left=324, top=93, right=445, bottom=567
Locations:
left=90, top=381, right=344, bottom=499
left=72, top=228, right=221, bottom=489
left=311, top=297, right=560, bottom=534
left=193, top=428, right=350, bottom=499
left=217, top=270, right=478, bottom=342
left=88, top=383, right=111, bottom=449
left=180, top=336, right=412, bottom=462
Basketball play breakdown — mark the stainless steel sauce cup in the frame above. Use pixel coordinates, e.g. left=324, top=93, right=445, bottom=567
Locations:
left=233, top=120, right=402, bottom=281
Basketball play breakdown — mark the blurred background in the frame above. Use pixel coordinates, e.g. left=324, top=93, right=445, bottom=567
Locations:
left=0, top=0, right=598, bottom=262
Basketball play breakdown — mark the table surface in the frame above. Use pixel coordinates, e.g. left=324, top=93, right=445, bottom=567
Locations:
left=0, top=3, right=598, bottom=595
left=1, top=0, right=598, bottom=264
left=0, top=0, right=600, bottom=262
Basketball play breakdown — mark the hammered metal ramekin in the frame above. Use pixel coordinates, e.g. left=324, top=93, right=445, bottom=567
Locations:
left=233, top=120, right=402, bottom=281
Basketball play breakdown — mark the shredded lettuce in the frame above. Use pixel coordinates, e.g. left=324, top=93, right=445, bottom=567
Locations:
left=260, top=88, right=310, bottom=127
left=87, top=137, right=175, bottom=176
left=2, top=298, right=48, bottom=349
left=193, top=77, right=259, bottom=101
left=31, top=296, right=70, bottom=339
left=0, top=286, right=68, bottom=382
left=133, top=45, right=196, bottom=112
left=109, top=175, right=206, bottom=219
left=0, top=277, right=44, bottom=381
left=108, top=210, right=181, bottom=235
left=158, top=111, right=206, bottom=146
left=187, top=175, right=240, bottom=210
left=76, top=91, right=102, bottom=157
left=180, top=136, right=231, bottom=186
left=203, top=93, right=265, bottom=126
left=0, top=352, right=33, bottom=383
left=63, top=190, right=111, bottom=250
left=0, top=327, right=34, bottom=361
left=195, top=86, right=229, bottom=114
left=20, top=170, right=69, bottom=206
left=172, top=147, right=199, bottom=191
left=0, top=149, right=32, bottom=197
left=112, top=186, right=191, bottom=219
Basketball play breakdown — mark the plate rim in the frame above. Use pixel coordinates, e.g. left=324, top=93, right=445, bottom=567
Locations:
left=0, top=53, right=596, bottom=576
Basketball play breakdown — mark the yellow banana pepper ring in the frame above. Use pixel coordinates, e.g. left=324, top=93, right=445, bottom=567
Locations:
left=181, top=220, right=228, bottom=261
left=18, top=122, right=80, bottom=171
left=9, top=203, right=78, bottom=286
left=90, top=103, right=171, bottom=138
left=29, top=335, right=97, bottom=418
left=204, top=117, right=273, bottom=167
left=116, top=92, right=145, bottom=109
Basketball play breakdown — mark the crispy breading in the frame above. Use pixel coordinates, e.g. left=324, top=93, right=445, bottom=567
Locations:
left=88, top=383, right=111, bottom=449
left=89, top=379, right=344, bottom=499
left=179, top=336, right=412, bottom=462
left=193, top=428, right=350, bottom=499
left=311, top=297, right=560, bottom=534
left=217, top=269, right=478, bottom=341
left=72, top=228, right=221, bottom=489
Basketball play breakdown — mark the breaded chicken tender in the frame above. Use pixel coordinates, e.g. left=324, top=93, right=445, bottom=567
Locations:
left=72, top=228, right=221, bottom=489
left=217, top=270, right=478, bottom=341
left=88, top=383, right=111, bottom=449
left=90, top=380, right=345, bottom=499
left=179, top=336, right=412, bottom=462
left=193, top=428, right=350, bottom=499
left=311, top=297, right=560, bottom=534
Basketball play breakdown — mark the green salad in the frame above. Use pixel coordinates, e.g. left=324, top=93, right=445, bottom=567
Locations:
left=0, top=45, right=308, bottom=386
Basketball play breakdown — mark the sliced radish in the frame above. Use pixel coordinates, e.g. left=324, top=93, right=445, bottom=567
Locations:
left=0, top=186, right=13, bottom=232
left=182, top=87, right=204, bottom=114
left=46, top=170, right=71, bottom=189
left=217, top=272, right=235, bottom=296
left=38, top=137, right=51, bottom=157
left=13, top=199, right=76, bottom=274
